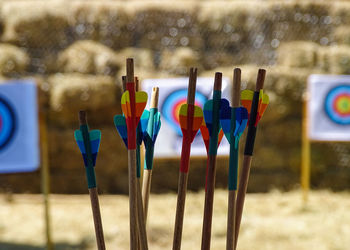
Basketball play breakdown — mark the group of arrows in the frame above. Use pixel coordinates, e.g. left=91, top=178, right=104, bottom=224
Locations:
left=74, top=58, right=269, bottom=250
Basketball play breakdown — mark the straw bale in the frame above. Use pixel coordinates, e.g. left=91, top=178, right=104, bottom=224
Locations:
left=276, top=41, right=318, bottom=68
left=57, top=40, right=120, bottom=75
left=48, top=73, right=120, bottom=126
left=328, top=45, right=350, bottom=74
left=129, top=2, right=203, bottom=51
left=1, top=1, right=71, bottom=49
left=0, top=44, right=29, bottom=76
left=333, top=26, right=350, bottom=45
left=159, top=47, right=201, bottom=75
left=115, top=47, right=155, bottom=72
left=68, top=1, right=132, bottom=49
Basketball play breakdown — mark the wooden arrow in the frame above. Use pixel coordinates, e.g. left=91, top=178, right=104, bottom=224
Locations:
left=234, top=69, right=269, bottom=249
left=74, top=111, right=105, bottom=250
left=173, top=68, right=203, bottom=250
left=219, top=69, right=248, bottom=250
left=141, top=87, right=161, bottom=224
left=200, top=72, right=226, bottom=250
left=117, top=59, right=149, bottom=250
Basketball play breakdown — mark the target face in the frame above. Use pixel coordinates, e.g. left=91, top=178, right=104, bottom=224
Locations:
left=0, top=95, right=16, bottom=150
left=324, top=85, right=350, bottom=125
left=161, top=89, right=207, bottom=136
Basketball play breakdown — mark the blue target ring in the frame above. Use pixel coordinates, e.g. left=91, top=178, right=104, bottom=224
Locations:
left=161, top=89, right=207, bottom=136
left=325, top=85, right=350, bottom=125
left=0, top=95, right=16, bottom=150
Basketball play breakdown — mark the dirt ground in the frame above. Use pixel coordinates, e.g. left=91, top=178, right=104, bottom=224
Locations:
left=0, top=189, right=349, bottom=250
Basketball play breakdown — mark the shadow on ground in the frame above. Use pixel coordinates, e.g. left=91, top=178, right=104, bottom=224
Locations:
left=0, top=242, right=83, bottom=250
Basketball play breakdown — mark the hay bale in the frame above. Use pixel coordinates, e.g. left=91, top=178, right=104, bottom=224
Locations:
left=333, top=26, right=350, bottom=45
left=0, top=44, right=29, bottom=76
left=328, top=45, right=350, bottom=74
left=115, top=47, right=155, bottom=72
left=48, top=73, right=120, bottom=126
left=69, top=1, right=132, bottom=49
left=198, top=2, right=251, bottom=51
left=57, top=40, right=120, bottom=75
left=129, top=2, right=203, bottom=51
left=276, top=41, right=318, bottom=68
left=1, top=1, right=71, bottom=49
left=159, top=47, right=201, bottom=75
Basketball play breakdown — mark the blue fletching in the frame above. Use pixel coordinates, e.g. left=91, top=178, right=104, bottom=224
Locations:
left=139, top=110, right=150, bottom=145
left=152, top=112, right=161, bottom=142
left=74, top=129, right=101, bottom=167
left=234, top=107, right=249, bottom=137
left=114, top=115, right=128, bottom=147
left=140, top=110, right=150, bottom=134
left=204, top=98, right=229, bottom=136
left=219, top=101, right=232, bottom=142
left=74, top=130, right=85, bottom=153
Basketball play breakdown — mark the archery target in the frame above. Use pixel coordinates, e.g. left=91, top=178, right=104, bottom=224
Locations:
left=161, top=89, right=207, bottom=136
left=324, top=85, right=350, bottom=125
left=0, top=96, right=17, bottom=150
left=0, top=81, right=39, bottom=173
left=308, top=75, right=350, bottom=141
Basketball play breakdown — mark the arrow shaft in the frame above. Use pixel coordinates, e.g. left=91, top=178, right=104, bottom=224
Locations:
left=142, top=169, right=152, bottom=224
left=89, top=187, right=106, bottom=250
left=244, top=91, right=259, bottom=155
left=208, top=90, right=221, bottom=155
left=126, top=82, right=137, bottom=149
left=80, top=124, right=96, bottom=188
left=226, top=190, right=236, bottom=250
left=179, top=140, right=191, bottom=173
left=201, top=88, right=221, bottom=250
left=228, top=108, right=238, bottom=191
left=234, top=155, right=252, bottom=249
left=173, top=171, right=189, bottom=250
left=128, top=149, right=139, bottom=250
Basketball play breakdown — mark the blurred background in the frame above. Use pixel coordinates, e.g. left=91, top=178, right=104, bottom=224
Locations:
left=0, top=0, right=349, bottom=249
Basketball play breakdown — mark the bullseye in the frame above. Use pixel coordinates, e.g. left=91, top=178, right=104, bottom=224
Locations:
left=161, top=89, right=207, bottom=136
left=0, top=96, right=16, bottom=150
left=325, top=85, right=350, bottom=125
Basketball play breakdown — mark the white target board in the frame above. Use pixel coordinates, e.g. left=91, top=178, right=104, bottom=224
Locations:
left=0, top=81, right=39, bottom=173
left=142, top=77, right=231, bottom=158
left=308, top=74, right=350, bottom=141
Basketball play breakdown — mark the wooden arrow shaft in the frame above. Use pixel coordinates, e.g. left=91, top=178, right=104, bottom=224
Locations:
left=234, top=155, right=252, bottom=249
left=142, top=169, right=152, bottom=224
left=173, top=171, right=189, bottom=250
left=89, top=187, right=106, bottom=250
left=128, top=149, right=139, bottom=250
left=226, top=190, right=236, bottom=250
left=136, top=178, right=149, bottom=249
left=201, top=155, right=217, bottom=250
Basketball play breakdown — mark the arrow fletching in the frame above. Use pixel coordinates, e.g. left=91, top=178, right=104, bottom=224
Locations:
left=241, top=90, right=254, bottom=115
left=203, top=99, right=229, bottom=136
left=121, top=90, right=148, bottom=128
left=219, top=102, right=232, bottom=143
left=200, top=119, right=224, bottom=153
left=114, top=115, right=128, bottom=148
left=256, top=90, right=269, bottom=125
left=220, top=105, right=248, bottom=146
left=179, top=104, right=203, bottom=143
left=241, top=89, right=269, bottom=126
left=74, top=129, right=101, bottom=167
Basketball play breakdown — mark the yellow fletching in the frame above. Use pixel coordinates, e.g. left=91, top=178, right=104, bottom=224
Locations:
left=241, top=89, right=254, bottom=101
left=135, top=91, right=148, bottom=103
left=121, top=91, right=130, bottom=105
